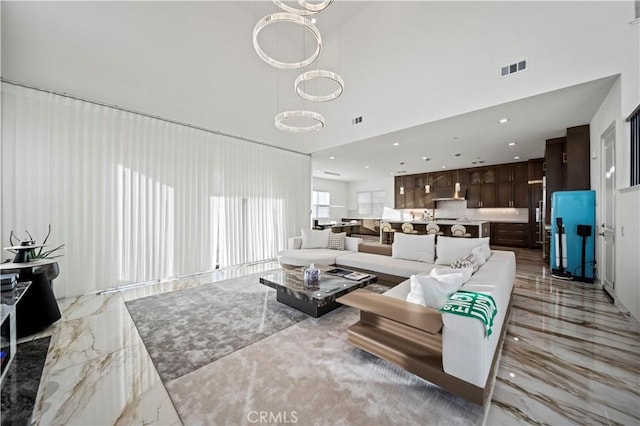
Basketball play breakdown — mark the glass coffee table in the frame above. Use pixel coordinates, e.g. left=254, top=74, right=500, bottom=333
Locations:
left=260, top=267, right=377, bottom=318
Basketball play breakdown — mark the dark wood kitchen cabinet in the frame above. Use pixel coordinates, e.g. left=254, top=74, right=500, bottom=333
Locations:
left=495, top=162, right=529, bottom=208
left=467, top=167, right=496, bottom=208
left=543, top=124, right=590, bottom=224
left=491, top=222, right=530, bottom=247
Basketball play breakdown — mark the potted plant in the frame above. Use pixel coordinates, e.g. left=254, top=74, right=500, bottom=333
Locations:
left=6, top=224, right=65, bottom=262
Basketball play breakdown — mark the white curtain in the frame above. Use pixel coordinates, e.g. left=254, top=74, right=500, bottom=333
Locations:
left=1, top=83, right=311, bottom=298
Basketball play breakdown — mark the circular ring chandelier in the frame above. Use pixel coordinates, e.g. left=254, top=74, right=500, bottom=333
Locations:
left=272, top=0, right=332, bottom=15
left=295, top=70, right=344, bottom=102
left=253, top=13, right=322, bottom=69
left=275, top=110, right=325, bottom=133
left=297, top=0, right=333, bottom=13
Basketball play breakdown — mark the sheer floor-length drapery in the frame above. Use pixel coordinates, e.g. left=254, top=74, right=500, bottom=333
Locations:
left=1, top=83, right=311, bottom=298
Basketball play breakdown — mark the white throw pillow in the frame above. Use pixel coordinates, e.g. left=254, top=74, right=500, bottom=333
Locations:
left=471, top=245, right=487, bottom=265
left=430, top=266, right=473, bottom=285
left=300, top=228, right=331, bottom=249
left=406, top=266, right=472, bottom=309
left=435, top=236, right=490, bottom=265
left=392, top=233, right=436, bottom=263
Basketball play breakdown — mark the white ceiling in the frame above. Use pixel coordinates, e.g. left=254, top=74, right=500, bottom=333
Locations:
left=2, top=1, right=634, bottom=182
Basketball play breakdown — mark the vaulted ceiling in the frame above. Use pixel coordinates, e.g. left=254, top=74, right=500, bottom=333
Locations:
left=2, top=1, right=635, bottom=181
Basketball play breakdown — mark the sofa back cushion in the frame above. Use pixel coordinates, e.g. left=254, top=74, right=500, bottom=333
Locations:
left=435, top=236, right=490, bottom=265
left=392, top=233, right=436, bottom=263
left=301, top=228, right=331, bottom=249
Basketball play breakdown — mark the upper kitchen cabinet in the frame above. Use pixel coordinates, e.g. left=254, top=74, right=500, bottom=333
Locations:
left=565, top=124, right=590, bottom=190
left=496, top=162, right=529, bottom=207
left=403, top=175, right=417, bottom=208
left=394, top=175, right=405, bottom=209
left=467, top=166, right=496, bottom=208
left=415, top=174, right=435, bottom=209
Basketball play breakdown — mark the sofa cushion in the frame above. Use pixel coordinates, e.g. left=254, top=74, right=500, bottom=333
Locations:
left=301, top=228, right=330, bottom=249
left=277, top=249, right=353, bottom=267
left=336, top=252, right=436, bottom=278
left=392, top=233, right=435, bottom=263
left=328, top=232, right=346, bottom=250
left=407, top=267, right=472, bottom=309
left=435, top=236, right=490, bottom=265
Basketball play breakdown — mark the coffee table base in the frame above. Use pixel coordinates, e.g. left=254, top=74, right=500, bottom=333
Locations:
left=276, top=290, right=342, bottom=318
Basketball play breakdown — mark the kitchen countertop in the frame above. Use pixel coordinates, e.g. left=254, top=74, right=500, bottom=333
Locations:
left=385, top=219, right=489, bottom=226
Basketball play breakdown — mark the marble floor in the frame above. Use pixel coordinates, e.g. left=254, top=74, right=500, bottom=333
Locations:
left=15, top=249, right=640, bottom=425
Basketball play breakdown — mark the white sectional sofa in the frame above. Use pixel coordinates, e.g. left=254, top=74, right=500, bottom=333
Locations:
left=278, top=230, right=516, bottom=405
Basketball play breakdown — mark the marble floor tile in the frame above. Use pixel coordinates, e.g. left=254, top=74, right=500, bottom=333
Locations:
left=45, top=307, right=139, bottom=372
left=34, top=343, right=180, bottom=426
left=57, top=291, right=126, bottom=321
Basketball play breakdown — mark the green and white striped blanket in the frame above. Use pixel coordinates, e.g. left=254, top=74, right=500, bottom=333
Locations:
left=439, top=291, right=497, bottom=337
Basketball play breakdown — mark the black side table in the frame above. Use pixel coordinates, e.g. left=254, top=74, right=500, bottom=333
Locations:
left=0, top=260, right=61, bottom=338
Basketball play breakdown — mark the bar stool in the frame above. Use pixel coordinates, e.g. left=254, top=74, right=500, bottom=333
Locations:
left=426, top=222, right=444, bottom=235
left=451, top=224, right=472, bottom=237
left=401, top=222, right=419, bottom=234
left=380, top=222, right=396, bottom=244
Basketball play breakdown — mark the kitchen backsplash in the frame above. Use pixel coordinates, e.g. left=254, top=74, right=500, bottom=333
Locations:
left=406, top=200, right=529, bottom=223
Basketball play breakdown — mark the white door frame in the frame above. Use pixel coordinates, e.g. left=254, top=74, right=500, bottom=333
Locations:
left=600, top=122, right=616, bottom=299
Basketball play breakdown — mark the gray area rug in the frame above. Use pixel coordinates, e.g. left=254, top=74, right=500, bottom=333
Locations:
left=128, top=274, right=485, bottom=424
left=125, top=271, right=308, bottom=382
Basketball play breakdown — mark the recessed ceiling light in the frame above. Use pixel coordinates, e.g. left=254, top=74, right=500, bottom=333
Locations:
left=422, top=157, right=430, bottom=161
left=329, top=156, right=335, bottom=160
left=311, top=18, right=317, bottom=24
left=364, top=165, right=369, bottom=169
left=498, top=118, right=510, bottom=124
left=393, top=142, right=400, bottom=146
left=442, top=165, right=446, bottom=169
left=508, top=142, right=517, bottom=146
left=514, top=156, right=520, bottom=160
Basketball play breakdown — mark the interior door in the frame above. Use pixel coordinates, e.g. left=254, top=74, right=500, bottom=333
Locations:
left=600, top=124, right=616, bottom=296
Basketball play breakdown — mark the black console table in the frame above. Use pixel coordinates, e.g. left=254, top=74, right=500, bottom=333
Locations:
left=0, top=260, right=61, bottom=338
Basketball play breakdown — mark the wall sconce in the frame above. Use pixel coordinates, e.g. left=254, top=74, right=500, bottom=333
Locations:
left=425, top=184, right=430, bottom=193
left=454, top=182, right=461, bottom=193
left=400, top=186, right=405, bottom=195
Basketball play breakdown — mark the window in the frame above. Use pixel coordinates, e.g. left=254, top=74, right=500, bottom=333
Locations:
left=312, top=191, right=330, bottom=218
left=628, top=104, right=640, bottom=186
left=357, top=191, right=386, bottom=216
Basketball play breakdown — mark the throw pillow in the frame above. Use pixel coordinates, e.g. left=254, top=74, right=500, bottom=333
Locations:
left=406, top=266, right=471, bottom=309
left=392, top=233, right=436, bottom=263
left=300, top=228, right=331, bottom=249
left=471, top=245, right=487, bottom=265
left=435, top=236, right=490, bottom=265
left=451, top=253, right=480, bottom=273
left=327, top=232, right=346, bottom=250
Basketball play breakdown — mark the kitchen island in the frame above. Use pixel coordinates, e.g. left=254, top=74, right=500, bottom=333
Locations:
left=382, top=219, right=490, bottom=242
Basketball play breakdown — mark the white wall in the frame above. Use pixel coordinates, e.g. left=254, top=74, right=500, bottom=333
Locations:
left=312, top=177, right=349, bottom=222
left=589, top=7, right=640, bottom=321
left=346, top=178, right=395, bottom=217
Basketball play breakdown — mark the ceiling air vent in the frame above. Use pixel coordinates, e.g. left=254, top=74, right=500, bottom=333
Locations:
left=352, top=116, right=363, bottom=125
left=501, top=59, right=527, bottom=77
left=323, top=171, right=341, bottom=176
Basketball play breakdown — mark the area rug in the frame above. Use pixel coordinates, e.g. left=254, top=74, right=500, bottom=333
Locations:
left=125, top=271, right=309, bottom=382
left=1, top=336, right=51, bottom=426
left=127, top=274, right=485, bottom=424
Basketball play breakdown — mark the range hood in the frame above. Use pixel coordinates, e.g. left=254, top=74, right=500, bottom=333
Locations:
left=432, top=186, right=466, bottom=201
